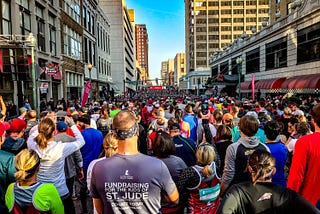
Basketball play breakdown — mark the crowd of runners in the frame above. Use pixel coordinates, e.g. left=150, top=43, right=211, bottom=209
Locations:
left=0, top=93, right=320, bottom=214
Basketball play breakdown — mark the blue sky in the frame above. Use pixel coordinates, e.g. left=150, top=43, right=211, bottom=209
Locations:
left=125, top=0, right=185, bottom=80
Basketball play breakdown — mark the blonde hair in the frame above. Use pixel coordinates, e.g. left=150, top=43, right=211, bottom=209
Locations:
left=196, top=143, right=216, bottom=178
left=14, top=149, right=40, bottom=182
left=103, top=132, right=118, bottom=157
left=35, top=118, right=55, bottom=150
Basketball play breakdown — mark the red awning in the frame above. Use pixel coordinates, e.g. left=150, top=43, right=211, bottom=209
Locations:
left=255, top=78, right=286, bottom=90
left=281, top=74, right=320, bottom=89
left=240, top=80, right=258, bottom=90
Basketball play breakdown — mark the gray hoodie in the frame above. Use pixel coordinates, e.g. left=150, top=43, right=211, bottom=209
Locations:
left=222, top=137, right=270, bottom=185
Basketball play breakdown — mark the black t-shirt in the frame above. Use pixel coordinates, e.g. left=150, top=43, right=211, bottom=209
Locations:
left=218, top=182, right=320, bottom=214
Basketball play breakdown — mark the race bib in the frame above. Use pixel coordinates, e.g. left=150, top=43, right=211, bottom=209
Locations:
left=199, top=184, right=220, bottom=202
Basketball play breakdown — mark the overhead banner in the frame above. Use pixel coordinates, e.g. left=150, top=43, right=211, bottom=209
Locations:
left=81, top=81, right=92, bottom=106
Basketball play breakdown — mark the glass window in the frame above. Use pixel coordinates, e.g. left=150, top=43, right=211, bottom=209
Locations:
left=265, top=37, right=287, bottom=70
left=297, top=23, right=320, bottom=64
left=246, top=48, right=260, bottom=73
left=20, top=8, right=31, bottom=35
left=2, top=1, right=11, bottom=35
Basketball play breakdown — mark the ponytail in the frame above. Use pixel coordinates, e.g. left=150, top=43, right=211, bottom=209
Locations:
left=35, top=118, right=55, bottom=150
left=202, top=165, right=213, bottom=178
left=14, top=149, right=40, bottom=182
left=248, top=150, right=275, bottom=185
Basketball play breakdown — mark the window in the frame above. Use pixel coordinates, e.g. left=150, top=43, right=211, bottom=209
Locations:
left=220, top=61, right=229, bottom=74
left=62, top=0, right=80, bottom=23
left=83, top=6, right=87, bottom=29
left=63, top=25, right=82, bottom=59
left=297, top=23, right=320, bottom=64
left=2, top=1, right=11, bottom=34
left=266, top=37, right=287, bottom=70
left=49, top=14, right=56, bottom=56
left=246, top=48, right=260, bottom=73
left=36, top=5, right=45, bottom=52
left=19, top=4, right=31, bottom=35
left=84, top=37, right=88, bottom=63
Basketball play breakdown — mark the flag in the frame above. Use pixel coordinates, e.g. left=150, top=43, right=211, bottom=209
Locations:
left=252, top=74, right=255, bottom=100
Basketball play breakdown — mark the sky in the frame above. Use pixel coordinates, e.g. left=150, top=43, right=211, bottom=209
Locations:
left=125, top=0, right=185, bottom=80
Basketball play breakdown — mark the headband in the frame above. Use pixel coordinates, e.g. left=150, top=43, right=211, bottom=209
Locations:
left=114, top=123, right=139, bottom=140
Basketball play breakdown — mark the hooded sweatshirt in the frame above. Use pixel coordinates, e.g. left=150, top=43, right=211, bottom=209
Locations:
left=222, top=137, right=270, bottom=186
left=2, top=137, right=26, bottom=155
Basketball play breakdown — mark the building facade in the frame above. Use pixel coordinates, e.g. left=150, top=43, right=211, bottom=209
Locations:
left=135, top=24, right=149, bottom=79
left=61, top=0, right=84, bottom=101
left=174, top=53, right=186, bottom=87
left=209, top=0, right=320, bottom=97
left=161, top=61, right=169, bottom=85
left=100, top=0, right=136, bottom=95
left=0, top=0, right=62, bottom=109
left=185, top=0, right=270, bottom=74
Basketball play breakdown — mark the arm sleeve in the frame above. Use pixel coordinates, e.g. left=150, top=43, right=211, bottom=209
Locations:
left=6, top=156, right=16, bottom=184
left=287, top=138, right=308, bottom=193
left=217, top=186, right=242, bottom=214
left=62, top=125, right=85, bottom=157
left=73, top=149, right=83, bottom=168
left=222, top=144, right=237, bottom=185
left=90, top=165, right=100, bottom=199
left=160, top=161, right=177, bottom=196
left=27, top=127, right=39, bottom=150
left=35, top=184, right=64, bottom=214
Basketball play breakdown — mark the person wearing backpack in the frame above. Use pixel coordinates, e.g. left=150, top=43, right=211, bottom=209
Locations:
left=96, top=105, right=112, bottom=137
left=178, top=143, right=221, bottom=214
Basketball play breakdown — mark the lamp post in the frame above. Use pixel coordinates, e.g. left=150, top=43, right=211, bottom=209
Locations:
left=236, top=56, right=243, bottom=100
left=26, top=33, right=37, bottom=112
left=87, top=63, right=92, bottom=102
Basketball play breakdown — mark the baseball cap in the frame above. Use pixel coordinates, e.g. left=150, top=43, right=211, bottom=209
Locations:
left=223, top=113, right=233, bottom=122
left=0, top=122, right=10, bottom=136
left=246, top=111, right=260, bottom=123
left=57, top=122, right=68, bottom=132
left=292, top=110, right=304, bottom=117
left=147, top=99, right=153, bottom=104
left=56, top=111, right=67, bottom=118
left=10, top=119, right=27, bottom=133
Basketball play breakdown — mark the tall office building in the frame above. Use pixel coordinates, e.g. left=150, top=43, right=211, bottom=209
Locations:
left=161, top=61, right=169, bottom=85
left=100, top=0, right=136, bottom=95
left=174, top=53, right=186, bottom=87
left=270, top=0, right=294, bottom=24
left=135, top=24, right=149, bottom=79
left=185, top=0, right=270, bottom=73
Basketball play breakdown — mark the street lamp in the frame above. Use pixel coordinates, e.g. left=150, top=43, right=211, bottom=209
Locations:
left=26, top=33, right=37, bottom=112
left=236, top=56, right=243, bottom=100
left=87, top=63, right=92, bottom=102
left=87, top=63, right=93, bottom=81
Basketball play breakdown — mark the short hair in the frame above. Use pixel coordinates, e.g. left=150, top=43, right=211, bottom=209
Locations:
left=213, top=109, right=223, bottom=123
left=311, top=104, right=320, bottom=128
left=184, top=104, right=194, bottom=114
left=27, top=110, right=37, bottom=119
left=238, top=115, right=259, bottom=137
left=296, top=122, right=311, bottom=136
left=216, top=125, right=232, bottom=141
left=152, top=131, right=175, bottom=158
left=283, top=107, right=292, bottom=116
left=113, top=110, right=136, bottom=130
left=264, top=121, right=281, bottom=141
